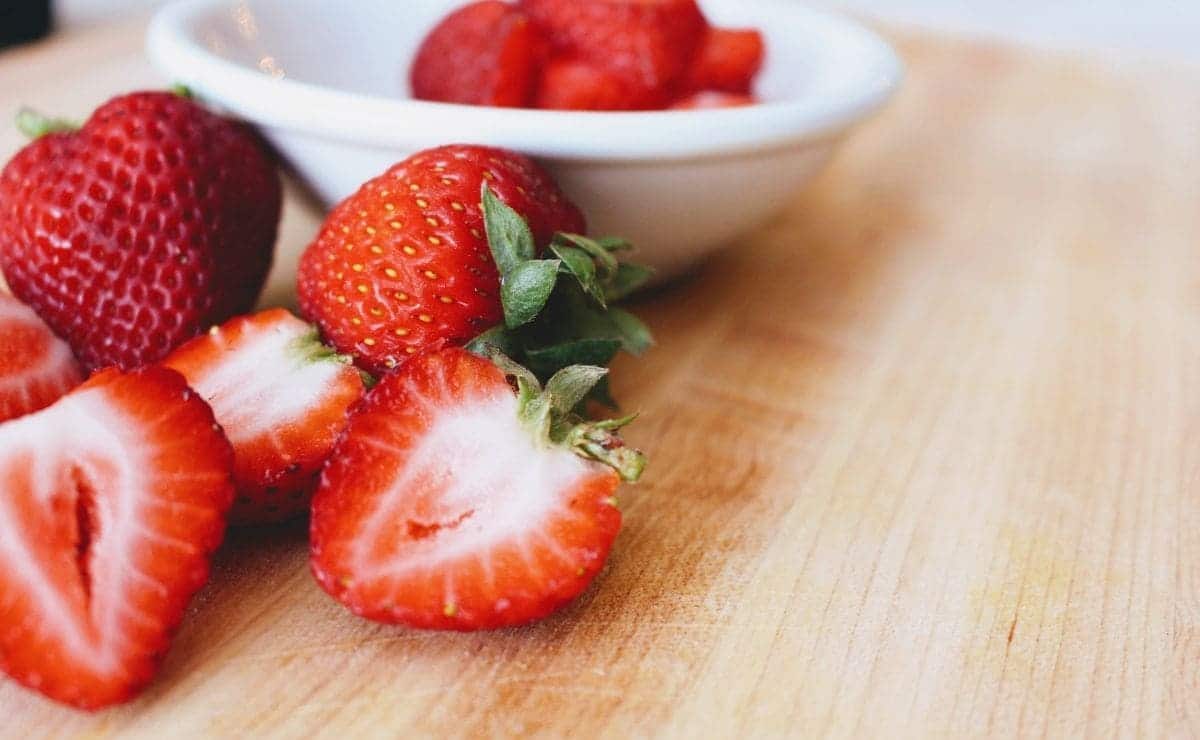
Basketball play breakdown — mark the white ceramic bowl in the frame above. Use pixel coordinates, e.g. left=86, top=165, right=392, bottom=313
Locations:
left=147, top=0, right=901, bottom=279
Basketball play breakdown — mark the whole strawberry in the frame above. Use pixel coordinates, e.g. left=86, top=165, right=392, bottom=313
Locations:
left=297, top=144, right=586, bottom=375
left=0, top=90, right=281, bottom=372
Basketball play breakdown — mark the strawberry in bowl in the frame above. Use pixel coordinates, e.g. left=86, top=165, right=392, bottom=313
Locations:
left=412, top=0, right=764, bottom=111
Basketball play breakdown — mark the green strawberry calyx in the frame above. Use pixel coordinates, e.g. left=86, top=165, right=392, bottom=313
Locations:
left=15, top=108, right=79, bottom=140
left=16, top=85, right=192, bottom=141
left=468, top=184, right=656, bottom=410
left=489, top=351, right=646, bottom=483
left=288, top=324, right=377, bottom=389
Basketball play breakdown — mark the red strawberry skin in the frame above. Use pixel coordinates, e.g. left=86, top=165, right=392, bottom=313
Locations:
left=296, top=145, right=585, bottom=375
left=521, top=0, right=707, bottom=109
left=685, top=27, right=765, bottom=95
left=310, top=348, right=621, bottom=631
left=163, top=309, right=365, bottom=525
left=0, top=366, right=234, bottom=709
left=411, top=1, right=549, bottom=107
left=0, top=293, right=83, bottom=421
left=0, top=91, right=282, bottom=373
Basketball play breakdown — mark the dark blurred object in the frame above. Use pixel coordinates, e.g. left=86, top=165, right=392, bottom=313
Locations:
left=0, top=1, right=52, bottom=49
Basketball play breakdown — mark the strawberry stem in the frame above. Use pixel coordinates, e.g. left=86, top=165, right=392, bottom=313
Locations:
left=490, top=352, right=647, bottom=482
left=15, top=107, right=79, bottom=140
left=290, top=325, right=375, bottom=387
left=568, top=423, right=646, bottom=483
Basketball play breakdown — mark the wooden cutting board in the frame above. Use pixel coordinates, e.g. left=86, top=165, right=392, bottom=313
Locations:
left=2, top=16, right=1199, bottom=739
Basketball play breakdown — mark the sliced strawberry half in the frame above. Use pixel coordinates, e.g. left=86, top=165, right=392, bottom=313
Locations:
left=411, top=0, right=549, bottom=107
left=310, top=348, right=644, bottom=631
left=0, top=293, right=83, bottom=422
left=163, top=309, right=366, bottom=525
left=0, top=366, right=234, bottom=710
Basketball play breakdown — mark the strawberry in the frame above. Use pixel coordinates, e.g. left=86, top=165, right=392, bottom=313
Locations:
left=0, top=366, right=234, bottom=709
left=163, top=309, right=366, bottom=525
left=0, top=292, right=83, bottom=422
left=310, top=348, right=644, bottom=631
left=296, top=144, right=587, bottom=375
left=684, top=28, right=765, bottom=95
left=0, top=91, right=282, bottom=372
left=411, top=1, right=549, bottom=108
left=298, top=145, right=655, bottom=403
left=670, top=91, right=759, bottom=110
left=520, top=0, right=707, bottom=109
left=535, top=58, right=640, bottom=111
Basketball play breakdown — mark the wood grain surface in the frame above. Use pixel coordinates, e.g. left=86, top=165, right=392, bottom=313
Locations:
left=1, top=16, right=1199, bottom=740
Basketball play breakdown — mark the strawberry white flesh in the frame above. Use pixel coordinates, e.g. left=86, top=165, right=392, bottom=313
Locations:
left=0, top=367, right=233, bottom=710
left=163, top=309, right=365, bottom=524
left=311, top=348, right=623, bottom=631
left=180, top=314, right=349, bottom=442
left=351, top=385, right=592, bottom=574
left=0, top=293, right=83, bottom=422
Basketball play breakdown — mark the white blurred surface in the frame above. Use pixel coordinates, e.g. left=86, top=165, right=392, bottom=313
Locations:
left=56, top=0, right=1200, bottom=65
left=55, top=0, right=163, bottom=26
left=822, top=0, right=1200, bottom=65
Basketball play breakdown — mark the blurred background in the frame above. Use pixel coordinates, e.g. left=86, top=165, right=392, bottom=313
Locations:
left=4, top=0, right=1197, bottom=63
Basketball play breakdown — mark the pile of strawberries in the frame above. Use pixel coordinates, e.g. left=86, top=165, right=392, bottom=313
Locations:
left=0, top=90, right=651, bottom=710
left=412, top=0, right=765, bottom=111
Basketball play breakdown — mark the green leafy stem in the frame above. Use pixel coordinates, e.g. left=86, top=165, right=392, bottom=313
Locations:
left=489, top=351, right=645, bottom=483
left=467, top=184, right=655, bottom=410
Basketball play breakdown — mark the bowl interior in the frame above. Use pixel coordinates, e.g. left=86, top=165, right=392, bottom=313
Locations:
left=183, top=0, right=889, bottom=107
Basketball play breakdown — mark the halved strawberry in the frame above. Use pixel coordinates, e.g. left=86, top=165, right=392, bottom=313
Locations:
left=0, top=366, right=234, bottom=709
left=163, top=309, right=366, bottom=525
left=310, top=348, right=644, bottom=631
left=685, top=27, right=765, bottom=95
left=411, top=1, right=549, bottom=107
left=0, top=292, right=83, bottom=422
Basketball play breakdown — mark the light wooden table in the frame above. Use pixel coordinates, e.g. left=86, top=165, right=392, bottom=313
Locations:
left=1, top=16, right=1198, bottom=740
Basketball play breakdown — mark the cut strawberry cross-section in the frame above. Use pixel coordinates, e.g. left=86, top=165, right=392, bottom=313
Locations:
left=0, top=292, right=83, bottom=422
left=163, top=309, right=366, bottom=525
left=0, top=366, right=234, bottom=710
left=310, top=347, right=644, bottom=631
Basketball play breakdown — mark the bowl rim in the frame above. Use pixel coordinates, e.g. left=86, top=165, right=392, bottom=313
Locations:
left=146, top=0, right=904, bottom=161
